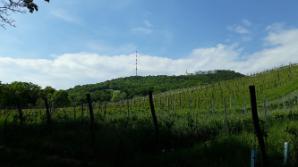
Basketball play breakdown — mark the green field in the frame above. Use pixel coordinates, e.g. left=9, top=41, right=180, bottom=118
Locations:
left=1, top=64, right=298, bottom=166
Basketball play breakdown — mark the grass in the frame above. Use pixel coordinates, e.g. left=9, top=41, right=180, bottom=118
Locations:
left=0, top=107, right=297, bottom=166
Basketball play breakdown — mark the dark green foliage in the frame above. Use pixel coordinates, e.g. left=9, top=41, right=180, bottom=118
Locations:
left=0, top=82, right=70, bottom=109
left=68, top=70, right=244, bottom=103
left=16, top=0, right=49, bottom=13
left=0, top=81, right=41, bottom=108
left=0, top=0, right=49, bottom=27
left=52, top=90, right=70, bottom=108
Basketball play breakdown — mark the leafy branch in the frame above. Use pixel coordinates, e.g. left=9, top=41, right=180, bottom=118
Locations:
left=0, top=0, right=49, bottom=28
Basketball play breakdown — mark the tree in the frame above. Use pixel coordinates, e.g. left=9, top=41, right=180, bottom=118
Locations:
left=91, top=90, right=112, bottom=102
left=36, top=86, right=56, bottom=107
left=8, top=81, right=41, bottom=108
left=41, top=86, right=56, bottom=100
left=0, top=0, right=49, bottom=27
left=7, top=81, right=41, bottom=124
left=111, top=90, right=127, bottom=102
left=52, top=90, right=70, bottom=108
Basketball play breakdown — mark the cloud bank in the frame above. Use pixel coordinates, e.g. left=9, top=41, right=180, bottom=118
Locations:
left=1, top=27, right=298, bottom=89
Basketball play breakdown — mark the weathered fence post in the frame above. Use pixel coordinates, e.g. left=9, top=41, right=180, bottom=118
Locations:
left=148, top=91, right=159, bottom=140
left=251, top=149, right=257, bottom=167
left=249, top=85, right=268, bottom=166
left=283, top=142, right=289, bottom=166
left=223, top=98, right=229, bottom=133
left=16, top=103, right=24, bottom=125
left=73, top=104, right=77, bottom=120
left=43, top=97, right=52, bottom=125
left=86, top=94, right=95, bottom=130
left=126, top=99, right=130, bottom=124
left=86, top=93, right=95, bottom=147
left=80, top=103, right=84, bottom=122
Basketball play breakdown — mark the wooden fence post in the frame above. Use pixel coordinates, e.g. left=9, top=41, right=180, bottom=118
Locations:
left=126, top=99, right=130, bottom=123
left=251, top=149, right=257, bottom=167
left=148, top=91, right=159, bottom=139
left=86, top=94, right=95, bottom=147
left=16, top=103, right=24, bottom=125
left=73, top=105, right=77, bottom=120
left=43, top=97, right=52, bottom=125
left=283, top=142, right=289, bottom=166
left=249, top=85, right=268, bottom=166
left=80, top=103, right=84, bottom=122
left=86, top=94, right=95, bottom=130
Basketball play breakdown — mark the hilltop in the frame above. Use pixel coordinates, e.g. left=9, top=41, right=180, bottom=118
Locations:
left=67, top=70, right=245, bottom=102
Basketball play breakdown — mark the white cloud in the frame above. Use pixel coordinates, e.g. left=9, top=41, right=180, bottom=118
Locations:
left=86, top=41, right=136, bottom=54
left=228, top=19, right=252, bottom=34
left=1, top=27, right=298, bottom=89
left=131, top=20, right=153, bottom=34
left=228, top=25, right=250, bottom=34
left=50, top=9, right=80, bottom=24
left=144, top=20, right=153, bottom=27
left=266, top=22, right=286, bottom=33
left=242, top=19, right=252, bottom=27
left=131, top=27, right=153, bottom=34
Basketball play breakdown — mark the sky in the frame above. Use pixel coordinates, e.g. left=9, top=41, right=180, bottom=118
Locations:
left=1, top=0, right=298, bottom=89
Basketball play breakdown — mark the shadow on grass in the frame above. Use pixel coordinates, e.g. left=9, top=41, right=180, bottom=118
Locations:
left=0, top=121, right=293, bottom=167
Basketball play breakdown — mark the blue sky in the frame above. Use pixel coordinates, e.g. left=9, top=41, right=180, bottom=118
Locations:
left=1, top=0, right=298, bottom=88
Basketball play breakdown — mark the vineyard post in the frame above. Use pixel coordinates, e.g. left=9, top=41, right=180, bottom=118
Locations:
left=143, top=97, right=146, bottom=108
left=170, top=95, right=173, bottom=113
left=229, top=95, right=232, bottom=112
left=80, top=103, right=84, bottom=122
left=63, top=109, right=67, bottom=120
left=100, top=102, right=103, bottom=113
left=288, top=63, right=292, bottom=79
left=179, top=93, right=182, bottom=109
left=159, top=96, right=162, bottom=110
left=251, top=149, right=257, bottom=167
left=43, top=97, right=52, bottom=125
left=16, top=103, right=24, bottom=125
left=249, top=85, right=268, bottom=166
left=277, top=71, right=281, bottom=86
left=224, top=98, right=228, bottom=133
left=35, top=110, right=38, bottom=123
left=288, top=97, right=293, bottom=120
left=211, top=91, right=215, bottom=113
left=167, top=96, right=169, bottom=112
left=172, top=95, right=176, bottom=113
left=283, top=142, right=289, bottom=165
left=86, top=94, right=95, bottom=145
left=148, top=91, right=159, bottom=140
left=73, top=104, right=77, bottom=120
left=126, top=99, right=130, bottom=124
left=86, top=94, right=95, bottom=131
left=3, top=111, right=10, bottom=142
left=264, top=99, right=269, bottom=137
left=51, top=102, right=55, bottom=113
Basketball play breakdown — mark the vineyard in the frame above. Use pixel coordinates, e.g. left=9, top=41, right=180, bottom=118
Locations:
left=1, top=64, right=298, bottom=166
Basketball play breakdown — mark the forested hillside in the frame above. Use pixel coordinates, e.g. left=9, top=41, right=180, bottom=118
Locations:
left=0, top=70, right=244, bottom=108
left=67, top=70, right=244, bottom=103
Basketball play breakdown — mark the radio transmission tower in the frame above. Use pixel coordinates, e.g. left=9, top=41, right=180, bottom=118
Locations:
left=135, top=50, right=138, bottom=76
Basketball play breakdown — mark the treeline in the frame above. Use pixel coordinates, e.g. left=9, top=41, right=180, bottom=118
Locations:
left=0, top=82, right=70, bottom=109
left=0, top=70, right=244, bottom=108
